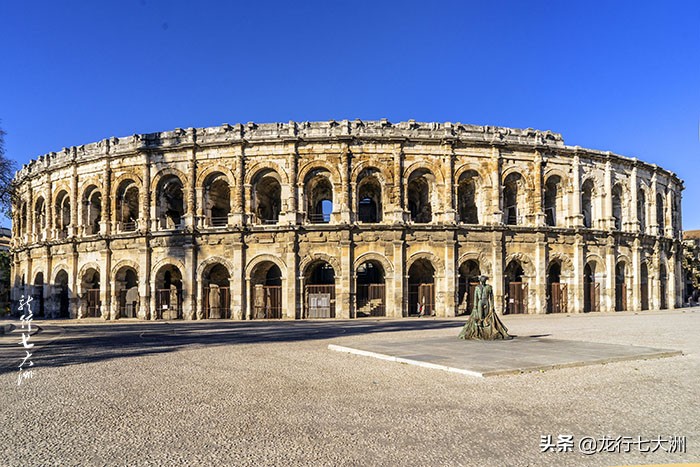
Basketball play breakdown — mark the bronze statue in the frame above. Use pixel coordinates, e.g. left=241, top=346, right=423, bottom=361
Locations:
left=458, top=276, right=511, bottom=340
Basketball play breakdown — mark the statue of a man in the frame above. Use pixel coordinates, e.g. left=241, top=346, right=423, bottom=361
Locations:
left=459, top=275, right=511, bottom=340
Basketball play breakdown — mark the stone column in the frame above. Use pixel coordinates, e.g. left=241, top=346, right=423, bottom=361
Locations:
left=231, top=148, right=245, bottom=225
left=631, top=239, right=641, bottom=311
left=101, top=163, right=112, bottom=236
left=339, top=145, right=351, bottom=224
left=184, top=244, right=196, bottom=320
left=443, top=233, right=456, bottom=317
left=47, top=180, right=53, bottom=240
left=339, top=233, right=352, bottom=318
left=444, top=144, right=456, bottom=224
left=391, top=146, right=406, bottom=223
left=491, top=231, right=504, bottom=315
left=186, top=147, right=197, bottom=229
left=572, top=233, right=584, bottom=313
left=534, top=235, right=546, bottom=313
left=650, top=172, right=659, bottom=237
left=392, top=235, right=405, bottom=317
left=71, top=243, right=79, bottom=318
left=532, top=151, right=545, bottom=227
left=140, top=242, right=151, bottom=320
left=630, top=164, right=639, bottom=232
left=570, top=154, right=583, bottom=227
left=604, top=159, right=613, bottom=230
left=70, top=160, right=78, bottom=237
left=491, top=146, right=503, bottom=225
left=230, top=234, right=244, bottom=320
left=27, top=186, right=33, bottom=241
left=285, top=232, right=298, bottom=319
left=102, top=245, right=112, bottom=320
left=195, top=187, right=204, bottom=229
left=141, top=154, right=151, bottom=233
left=288, top=143, right=300, bottom=225
left=604, top=235, right=615, bottom=312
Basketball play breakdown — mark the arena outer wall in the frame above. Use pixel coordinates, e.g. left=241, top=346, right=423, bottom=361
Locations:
left=10, top=120, right=685, bottom=320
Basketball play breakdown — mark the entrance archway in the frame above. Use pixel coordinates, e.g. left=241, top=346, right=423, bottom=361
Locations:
left=55, top=270, right=70, bottom=318
left=115, top=267, right=139, bottom=318
left=202, top=263, right=230, bottom=319
left=304, top=261, right=335, bottom=318
left=408, top=259, right=435, bottom=316
left=457, top=260, right=480, bottom=315
left=504, top=260, right=527, bottom=314
left=583, top=262, right=600, bottom=312
left=155, top=265, right=183, bottom=319
left=547, top=261, right=567, bottom=313
left=615, top=262, right=627, bottom=311
left=80, top=268, right=101, bottom=318
left=33, top=272, right=45, bottom=317
left=356, top=261, right=385, bottom=317
left=250, top=262, right=283, bottom=319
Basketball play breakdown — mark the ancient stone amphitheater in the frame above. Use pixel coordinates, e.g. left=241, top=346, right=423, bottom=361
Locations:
left=10, top=120, right=684, bottom=320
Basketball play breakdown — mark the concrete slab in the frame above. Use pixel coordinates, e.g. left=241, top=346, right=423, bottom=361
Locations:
left=328, top=336, right=683, bottom=377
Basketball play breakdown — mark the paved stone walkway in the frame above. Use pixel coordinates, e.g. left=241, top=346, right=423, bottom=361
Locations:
left=329, top=335, right=682, bottom=377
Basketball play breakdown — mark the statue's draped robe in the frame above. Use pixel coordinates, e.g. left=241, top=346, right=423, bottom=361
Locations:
left=458, top=284, right=511, bottom=340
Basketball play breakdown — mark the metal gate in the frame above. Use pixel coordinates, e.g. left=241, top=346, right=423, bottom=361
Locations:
left=306, top=285, right=335, bottom=319
left=86, top=288, right=101, bottom=317
left=253, top=285, right=282, bottom=319
left=587, top=282, right=600, bottom=312
left=507, top=282, right=528, bottom=314
left=203, top=286, right=231, bottom=319
left=466, top=282, right=478, bottom=315
left=156, top=288, right=183, bottom=320
left=118, top=290, right=138, bottom=318
left=356, top=284, right=385, bottom=317
left=550, top=283, right=567, bottom=313
left=615, top=282, right=627, bottom=311
left=33, top=286, right=44, bottom=317
left=408, top=283, right=435, bottom=316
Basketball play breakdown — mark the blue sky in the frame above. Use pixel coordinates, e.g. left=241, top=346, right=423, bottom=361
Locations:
left=1, top=0, right=698, bottom=229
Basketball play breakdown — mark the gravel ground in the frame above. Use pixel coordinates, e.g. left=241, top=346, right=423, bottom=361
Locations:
left=1, top=309, right=698, bottom=466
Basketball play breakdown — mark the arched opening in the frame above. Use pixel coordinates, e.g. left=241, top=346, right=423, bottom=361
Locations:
left=659, top=263, right=667, bottom=309
left=408, top=259, right=435, bottom=316
left=656, top=192, right=665, bottom=234
left=80, top=268, right=101, bottom=318
left=407, top=169, right=434, bottom=223
left=156, top=175, right=185, bottom=229
left=457, top=260, right=481, bottom=315
left=544, top=175, right=563, bottom=227
left=252, top=169, right=282, bottom=225
left=640, top=262, right=649, bottom=310
left=612, top=184, right=624, bottom=231
left=457, top=171, right=479, bottom=224
left=615, top=262, right=627, bottom=311
left=55, top=190, right=71, bottom=238
left=504, top=260, right=527, bottom=314
left=34, top=197, right=46, bottom=233
left=33, top=272, right=45, bottom=317
left=250, top=262, right=283, bottom=319
left=116, top=180, right=139, bottom=232
left=305, top=169, right=333, bottom=224
left=583, top=262, right=600, bottom=312
left=638, top=189, right=646, bottom=233
left=305, top=261, right=336, bottom=318
left=204, top=174, right=230, bottom=227
left=503, top=172, right=523, bottom=225
left=357, top=170, right=382, bottom=223
left=547, top=261, right=567, bottom=313
left=19, top=202, right=27, bottom=235
left=115, top=267, right=139, bottom=318
left=581, top=179, right=595, bottom=228
left=155, top=265, right=183, bottom=319
left=82, top=186, right=102, bottom=235
left=55, top=270, right=70, bottom=318
left=202, top=263, right=230, bottom=319
left=356, top=260, right=385, bottom=317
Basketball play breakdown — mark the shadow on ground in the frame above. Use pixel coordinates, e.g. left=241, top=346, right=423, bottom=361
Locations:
left=0, top=319, right=466, bottom=375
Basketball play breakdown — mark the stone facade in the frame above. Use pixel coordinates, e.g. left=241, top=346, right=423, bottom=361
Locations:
left=10, top=120, right=685, bottom=320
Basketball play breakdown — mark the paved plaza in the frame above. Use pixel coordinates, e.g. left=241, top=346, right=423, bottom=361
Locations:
left=1, top=310, right=699, bottom=466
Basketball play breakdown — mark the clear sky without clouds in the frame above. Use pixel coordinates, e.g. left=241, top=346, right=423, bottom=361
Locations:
left=1, top=0, right=698, bottom=229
